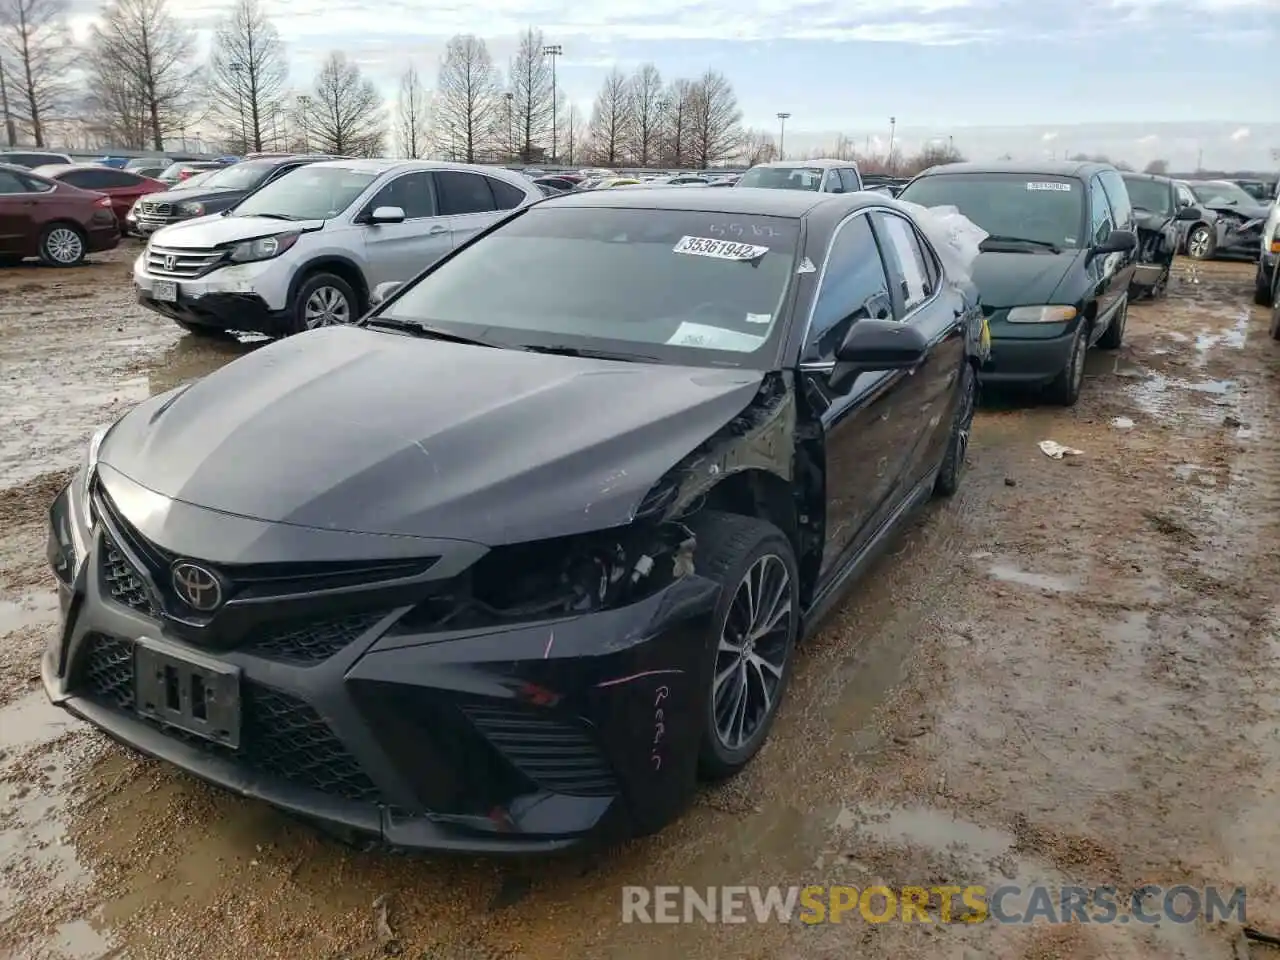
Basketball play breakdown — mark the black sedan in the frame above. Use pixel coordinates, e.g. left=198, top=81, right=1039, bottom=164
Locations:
left=43, top=188, right=984, bottom=853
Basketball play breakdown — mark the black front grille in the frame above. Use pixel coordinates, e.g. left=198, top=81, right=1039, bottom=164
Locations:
left=100, top=533, right=158, bottom=616
left=464, top=703, right=617, bottom=797
left=78, top=635, right=383, bottom=804
left=243, top=613, right=385, bottom=666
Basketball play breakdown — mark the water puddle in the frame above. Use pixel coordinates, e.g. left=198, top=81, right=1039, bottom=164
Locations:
left=1192, top=308, right=1250, bottom=365
left=0, top=592, right=60, bottom=634
left=1127, top=370, right=1237, bottom=421
left=1110, top=416, right=1135, bottom=429
left=30, top=917, right=114, bottom=959
left=987, top=563, right=1078, bottom=593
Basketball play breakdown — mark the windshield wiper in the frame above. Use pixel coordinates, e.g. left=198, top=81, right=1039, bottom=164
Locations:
left=980, top=235, right=1061, bottom=253
left=245, top=212, right=299, bottom=220
left=361, top=316, right=507, bottom=348
left=521, top=344, right=658, bottom=363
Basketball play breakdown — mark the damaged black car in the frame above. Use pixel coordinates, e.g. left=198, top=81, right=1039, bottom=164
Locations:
left=43, top=188, right=984, bottom=852
left=1121, top=172, right=1203, bottom=299
left=1182, top=179, right=1269, bottom=260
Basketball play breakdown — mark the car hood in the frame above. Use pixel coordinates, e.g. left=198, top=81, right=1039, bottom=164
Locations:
left=151, top=214, right=325, bottom=247
left=1202, top=200, right=1269, bottom=222
left=99, top=326, right=765, bottom=546
left=144, top=186, right=247, bottom=206
left=971, top=250, right=1078, bottom=309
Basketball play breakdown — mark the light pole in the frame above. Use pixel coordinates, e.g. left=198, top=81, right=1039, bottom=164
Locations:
left=776, top=112, right=790, bottom=160
left=504, top=91, right=514, bottom=162
left=543, top=44, right=562, bottom=164
left=888, top=116, right=897, bottom=173
left=230, top=61, right=248, bottom=151
left=297, top=95, right=312, bottom=152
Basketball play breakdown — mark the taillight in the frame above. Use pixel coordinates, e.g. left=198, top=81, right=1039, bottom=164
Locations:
left=95, top=196, right=112, bottom=207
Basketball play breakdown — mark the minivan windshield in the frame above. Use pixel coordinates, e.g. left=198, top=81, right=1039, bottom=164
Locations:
left=374, top=206, right=800, bottom=367
left=737, top=166, right=824, bottom=191
left=898, top=172, right=1085, bottom=249
left=232, top=166, right=377, bottom=220
left=1122, top=177, right=1172, bottom=216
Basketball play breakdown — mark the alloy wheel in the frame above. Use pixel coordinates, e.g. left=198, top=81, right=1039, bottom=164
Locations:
left=45, top=228, right=83, bottom=265
left=712, top=553, right=793, bottom=751
left=303, top=286, right=352, bottom=328
left=1187, top=227, right=1211, bottom=259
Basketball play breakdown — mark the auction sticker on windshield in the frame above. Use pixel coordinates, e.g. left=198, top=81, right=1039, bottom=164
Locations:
left=673, top=236, right=769, bottom=260
left=1027, top=182, right=1072, bottom=192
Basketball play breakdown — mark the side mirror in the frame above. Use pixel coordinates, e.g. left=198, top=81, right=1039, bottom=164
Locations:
left=1175, top=205, right=1202, bottom=222
left=370, top=280, right=403, bottom=306
left=828, top=319, right=927, bottom=394
left=369, top=205, right=405, bottom=225
left=1090, top=228, right=1137, bottom=258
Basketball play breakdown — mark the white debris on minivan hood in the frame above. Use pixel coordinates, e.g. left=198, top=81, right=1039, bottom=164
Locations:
left=896, top=200, right=988, bottom=286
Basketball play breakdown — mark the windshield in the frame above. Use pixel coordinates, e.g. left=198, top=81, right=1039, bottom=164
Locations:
left=737, top=166, right=824, bottom=191
left=1190, top=181, right=1255, bottom=207
left=232, top=166, right=377, bottom=219
left=1123, top=177, right=1172, bottom=216
left=898, top=172, right=1085, bottom=249
left=194, top=161, right=282, bottom=192
left=375, top=206, right=800, bottom=367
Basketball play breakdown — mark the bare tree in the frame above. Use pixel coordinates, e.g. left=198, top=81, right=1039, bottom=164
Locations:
left=1144, top=158, right=1169, bottom=175
left=686, top=70, right=740, bottom=169
left=396, top=65, right=430, bottom=158
left=586, top=68, right=628, bottom=167
left=508, top=27, right=552, bottom=162
left=0, top=0, right=74, bottom=146
left=624, top=63, right=663, bottom=167
left=559, top=101, right=585, bottom=166
left=86, top=0, right=200, bottom=150
left=662, top=78, right=692, bottom=168
left=736, top=128, right=776, bottom=167
left=207, top=0, right=286, bottom=152
left=434, top=33, right=500, bottom=163
left=305, top=51, right=384, bottom=156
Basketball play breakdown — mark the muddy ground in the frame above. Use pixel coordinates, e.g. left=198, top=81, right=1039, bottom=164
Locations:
left=0, top=245, right=1277, bottom=960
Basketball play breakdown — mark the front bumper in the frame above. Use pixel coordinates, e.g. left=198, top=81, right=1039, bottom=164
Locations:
left=978, top=317, right=1078, bottom=385
left=134, top=254, right=294, bottom=334
left=44, top=481, right=720, bottom=853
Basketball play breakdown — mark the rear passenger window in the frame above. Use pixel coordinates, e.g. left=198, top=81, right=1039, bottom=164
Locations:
left=62, top=170, right=113, bottom=190
left=487, top=177, right=526, bottom=210
left=434, top=171, right=495, bottom=215
left=875, top=212, right=934, bottom=311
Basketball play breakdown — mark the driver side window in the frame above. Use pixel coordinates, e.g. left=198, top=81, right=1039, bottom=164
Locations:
left=1089, top=177, right=1113, bottom=245
left=803, top=214, right=894, bottom=363
left=364, top=172, right=436, bottom=219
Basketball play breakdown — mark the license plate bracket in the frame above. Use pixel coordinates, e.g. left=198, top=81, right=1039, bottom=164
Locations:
left=134, top=636, right=241, bottom=748
left=152, top=279, right=178, bottom=302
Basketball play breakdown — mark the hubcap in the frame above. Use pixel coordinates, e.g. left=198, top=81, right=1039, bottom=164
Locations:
left=303, top=286, right=351, bottom=328
left=1188, top=228, right=1209, bottom=258
left=713, top=554, right=792, bottom=751
left=1070, top=332, right=1085, bottom=388
left=46, top=228, right=83, bottom=264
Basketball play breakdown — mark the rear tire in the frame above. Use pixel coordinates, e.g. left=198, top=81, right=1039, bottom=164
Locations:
left=291, top=272, right=358, bottom=335
left=1044, top=322, right=1087, bottom=407
left=692, top=511, right=800, bottom=781
left=1256, top=265, right=1273, bottom=307
left=1185, top=224, right=1215, bottom=261
left=1097, top=295, right=1127, bottom=350
left=38, top=223, right=86, bottom=267
left=933, top=362, right=976, bottom=498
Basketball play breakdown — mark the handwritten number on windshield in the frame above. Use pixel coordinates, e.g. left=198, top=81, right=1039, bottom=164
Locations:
left=706, top=223, right=779, bottom=238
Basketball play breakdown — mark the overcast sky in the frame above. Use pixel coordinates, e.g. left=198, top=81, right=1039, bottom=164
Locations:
left=68, top=0, right=1276, bottom=168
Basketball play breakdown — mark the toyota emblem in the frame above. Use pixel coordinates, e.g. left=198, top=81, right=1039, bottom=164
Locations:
left=164, top=254, right=176, bottom=271
left=172, top=562, right=222, bottom=612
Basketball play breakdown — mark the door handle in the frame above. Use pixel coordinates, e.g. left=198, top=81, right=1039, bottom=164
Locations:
left=427, top=224, right=447, bottom=235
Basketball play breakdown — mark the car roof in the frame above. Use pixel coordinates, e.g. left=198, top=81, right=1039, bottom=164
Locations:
left=537, top=185, right=861, bottom=217
left=35, top=163, right=135, bottom=175
left=747, top=158, right=853, bottom=170
left=917, top=160, right=1113, bottom=178
left=1121, top=171, right=1172, bottom=183
left=304, top=158, right=528, bottom=179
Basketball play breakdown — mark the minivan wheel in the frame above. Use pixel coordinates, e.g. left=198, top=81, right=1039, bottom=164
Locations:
left=293, top=273, right=357, bottom=334
left=1185, top=225, right=1215, bottom=261
left=39, top=224, right=86, bottom=267
left=1045, top=323, right=1087, bottom=406
left=693, top=511, right=799, bottom=780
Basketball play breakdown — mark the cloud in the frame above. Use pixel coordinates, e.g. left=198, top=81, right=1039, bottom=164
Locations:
left=1229, top=127, right=1250, bottom=141
left=1041, top=132, right=1058, bottom=142
left=1136, top=133, right=1158, bottom=144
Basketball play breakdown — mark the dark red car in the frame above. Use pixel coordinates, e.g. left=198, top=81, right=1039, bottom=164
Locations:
left=33, top=164, right=167, bottom=224
left=0, top=164, right=120, bottom=266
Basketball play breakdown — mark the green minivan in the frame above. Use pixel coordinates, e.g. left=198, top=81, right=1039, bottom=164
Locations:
left=897, top=161, right=1138, bottom=406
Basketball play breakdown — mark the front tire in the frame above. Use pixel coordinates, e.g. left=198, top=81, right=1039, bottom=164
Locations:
left=1270, top=270, right=1280, bottom=341
left=692, top=511, right=800, bottom=780
left=291, top=272, right=358, bottom=335
left=1185, top=224, right=1215, bottom=261
left=933, top=361, right=976, bottom=498
left=39, top=223, right=86, bottom=267
left=1044, top=322, right=1087, bottom=407
left=1257, top=265, right=1274, bottom=307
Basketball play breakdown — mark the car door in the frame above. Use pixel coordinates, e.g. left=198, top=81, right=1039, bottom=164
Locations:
left=870, top=209, right=967, bottom=489
left=800, top=211, right=925, bottom=581
left=432, top=170, right=501, bottom=248
left=0, top=169, right=38, bottom=253
left=820, top=169, right=845, bottom=194
left=1097, top=169, right=1137, bottom=312
left=838, top=169, right=861, bottom=194
left=1086, top=176, right=1122, bottom=337
left=358, top=171, right=452, bottom=287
